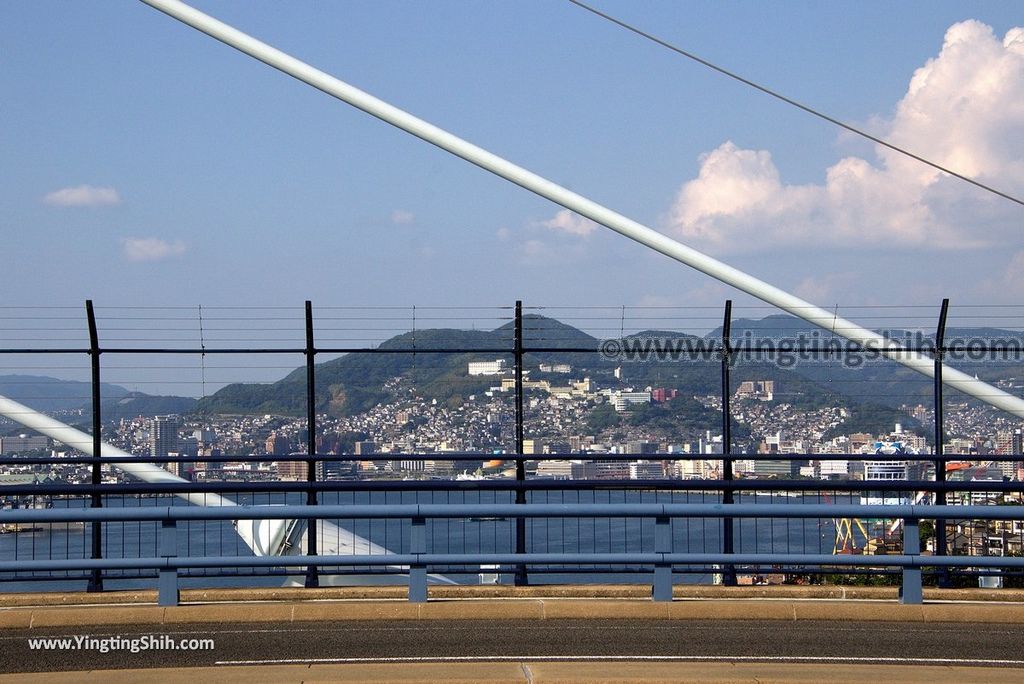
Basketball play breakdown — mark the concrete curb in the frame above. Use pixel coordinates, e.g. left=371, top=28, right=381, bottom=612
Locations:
left=3, top=598, right=1024, bottom=628
left=2, top=584, right=1022, bottom=607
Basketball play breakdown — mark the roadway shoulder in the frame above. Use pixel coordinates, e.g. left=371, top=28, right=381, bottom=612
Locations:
left=4, top=597, right=1024, bottom=628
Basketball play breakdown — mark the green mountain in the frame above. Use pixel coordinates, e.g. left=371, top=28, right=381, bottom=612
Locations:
left=8, top=311, right=1011, bottom=439
left=0, top=375, right=197, bottom=429
left=100, top=392, right=198, bottom=422
left=708, top=315, right=1024, bottom=409
left=192, top=314, right=936, bottom=440
left=195, top=327, right=508, bottom=416
left=194, top=317, right=711, bottom=418
left=189, top=312, right=1024, bottom=446
left=0, top=374, right=129, bottom=413
left=494, top=314, right=596, bottom=350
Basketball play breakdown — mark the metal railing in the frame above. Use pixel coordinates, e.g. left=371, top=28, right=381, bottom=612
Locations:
left=1, top=300, right=1023, bottom=598
left=3, top=502, right=1024, bottom=605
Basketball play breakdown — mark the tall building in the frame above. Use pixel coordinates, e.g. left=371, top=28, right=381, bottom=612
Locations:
left=736, top=380, right=774, bottom=400
left=202, top=448, right=222, bottom=479
left=610, top=391, right=651, bottom=412
left=522, top=439, right=544, bottom=455
left=468, top=359, right=508, bottom=376
left=538, top=363, right=571, bottom=374
left=995, top=430, right=1022, bottom=455
left=535, top=460, right=573, bottom=478
left=996, top=429, right=1023, bottom=478
left=149, top=415, right=181, bottom=476
left=625, top=440, right=658, bottom=455
left=354, top=441, right=378, bottom=456
left=816, top=459, right=850, bottom=478
left=0, top=434, right=50, bottom=455
left=651, top=388, right=679, bottom=403
left=316, top=459, right=356, bottom=480
left=573, top=461, right=630, bottom=479
left=266, top=432, right=291, bottom=456
left=629, top=461, right=665, bottom=479
left=275, top=458, right=306, bottom=481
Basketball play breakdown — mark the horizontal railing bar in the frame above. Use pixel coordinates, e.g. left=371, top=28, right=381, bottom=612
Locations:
left=0, top=345, right=1021, bottom=355
left=3, top=503, right=1024, bottom=523
left=1, top=479, right=1021, bottom=497
left=18, top=566, right=977, bottom=580
left=4, top=553, right=1024, bottom=574
left=4, top=452, right=1019, bottom=466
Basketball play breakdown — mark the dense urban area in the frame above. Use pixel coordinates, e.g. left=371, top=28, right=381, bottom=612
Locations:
left=3, top=335, right=1023, bottom=562
left=2, top=361, right=1021, bottom=485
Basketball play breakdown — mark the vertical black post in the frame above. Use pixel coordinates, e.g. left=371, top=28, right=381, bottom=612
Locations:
left=304, top=301, right=319, bottom=588
left=513, top=300, right=528, bottom=586
left=934, top=298, right=950, bottom=587
left=720, top=300, right=737, bottom=586
left=85, top=301, right=103, bottom=592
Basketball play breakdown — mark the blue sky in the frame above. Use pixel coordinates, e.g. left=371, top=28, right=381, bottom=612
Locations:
left=3, top=0, right=1023, bottom=320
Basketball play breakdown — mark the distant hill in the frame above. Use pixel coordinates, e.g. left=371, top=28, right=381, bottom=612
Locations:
left=704, top=314, right=1024, bottom=409
left=193, top=314, right=945, bottom=440
left=494, top=314, right=596, bottom=351
left=707, top=314, right=813, bottom=339
left=196, top=327, right=508, bottom=416
left=12, top=308, right=1007, bottom=441
left=0, top=375, right=129, bottom=413
left=195, top=317, right=606, bottom=417
left=100, top=392, right=198, bottom=422
left=0, top=374, right=197, bottom=425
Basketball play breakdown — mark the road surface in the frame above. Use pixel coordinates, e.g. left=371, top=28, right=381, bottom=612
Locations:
left=2, top=619, right=1023, bottom=673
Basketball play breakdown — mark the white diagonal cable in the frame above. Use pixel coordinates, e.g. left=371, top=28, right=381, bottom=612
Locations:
left=138, top=0, right=1024, bottom=419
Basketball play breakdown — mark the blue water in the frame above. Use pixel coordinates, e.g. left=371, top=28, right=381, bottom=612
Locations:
left=0, top=489, right=853, bottom=593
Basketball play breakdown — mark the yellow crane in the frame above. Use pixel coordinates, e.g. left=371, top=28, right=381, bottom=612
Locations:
left=833, top=517, right=876, bottom=555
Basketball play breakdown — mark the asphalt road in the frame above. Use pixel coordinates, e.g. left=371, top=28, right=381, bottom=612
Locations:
left=2, top=619, right=1023, bottom=673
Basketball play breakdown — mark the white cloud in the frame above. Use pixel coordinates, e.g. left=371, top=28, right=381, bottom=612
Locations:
left=43, top=185, right=121, bottom=207
left=541, top=209, right=598, bottom=237
left=793, top=272, right=863, bottom=303
left=123, top=237, right=186, bottom=262
left=390, top=209, right=415, bottom=225
left=634, top=284, right=730, bottom=309
left=510, top=210, right=596, bottom=265
left=668, top=20, right=1024, bottom=253
left=513, top=238, right=561, bottom=266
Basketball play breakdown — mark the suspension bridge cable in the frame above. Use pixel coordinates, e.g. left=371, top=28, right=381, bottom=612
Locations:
left=566, top=0, right=1024, bottom=208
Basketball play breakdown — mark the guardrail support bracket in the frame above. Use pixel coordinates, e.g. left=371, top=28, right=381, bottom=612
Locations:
left=158, top=519, right=180, bottom=607
left=900, top=518, right=923, bottom=605
left=653, top=516, right=673, bottom=602
left=409, top=516, right=427, bottom=603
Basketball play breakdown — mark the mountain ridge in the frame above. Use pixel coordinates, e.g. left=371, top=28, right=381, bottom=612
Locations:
left=192, top=314, right=1023, bottom=422
left=0, top=374, right=197, bottom=429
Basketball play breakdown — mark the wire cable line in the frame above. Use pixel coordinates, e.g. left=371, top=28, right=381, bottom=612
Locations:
left=567, top=0, right=1024, bottom=208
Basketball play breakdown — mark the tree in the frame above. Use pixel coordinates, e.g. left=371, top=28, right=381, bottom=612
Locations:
left=586, top=403, right=620, bottom=432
